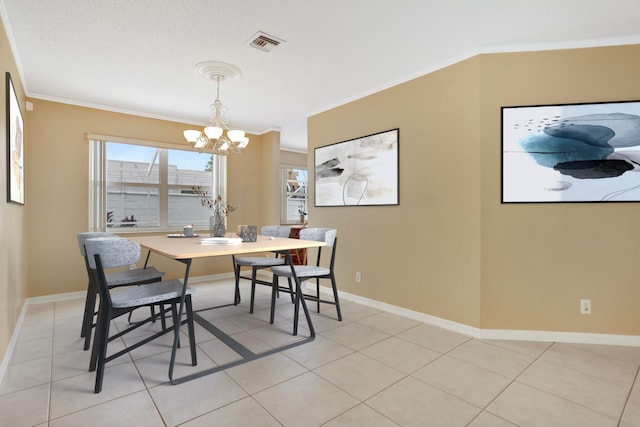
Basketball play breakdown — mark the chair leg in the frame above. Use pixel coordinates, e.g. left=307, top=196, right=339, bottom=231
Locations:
left=81, top=282, right=97, bottom=350
left=250, top=267, right=258, bottom=314
left=171, top=303, right=181, bottom=348
left=93, top=305, right=111, bottom=393
left=233, top=260, right=242, bottom=305
left=293, top=278, right=301, bottom=336
left=287, top=277, right=295, bottom=303
left=330, top=274, right=342, bottom=321
left=89, top=302, right=106, bottom=372
left=316, top=278, right=321, bottom=313
left=270, top=275, right=278, bottom=324
left=185, top=296, right=198, bottom=366
left=159, top=304, right=167, bottom=330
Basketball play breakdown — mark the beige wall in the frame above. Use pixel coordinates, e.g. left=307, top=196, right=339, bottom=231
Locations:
left=281, top=150, right=307, bottom=168
left=1, top=16, right=28, bottom=365
left=309, top=57, right=482, bottom=327
left=25, top=99, right=279, bottom=297
left=309, top=44, right=640, bottom=335
left=479, top=46, right=640, bottom=334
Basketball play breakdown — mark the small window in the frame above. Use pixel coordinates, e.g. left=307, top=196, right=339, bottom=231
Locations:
left=281, top=166, right=308, bottom=224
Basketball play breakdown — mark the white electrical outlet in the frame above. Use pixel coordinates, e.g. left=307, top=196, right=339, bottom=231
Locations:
left=580, top=299, right=591, bottom=315
left=355, top=272, right=361, bottom=283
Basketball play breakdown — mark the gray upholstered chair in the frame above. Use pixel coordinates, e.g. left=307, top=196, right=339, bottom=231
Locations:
left=232, top=225, right=293, bottom=313
left=77, top=232, right=165, bottom=351
left=84, top=237, right=196, bottom=393
left=270, top=228, right=341, bottom=333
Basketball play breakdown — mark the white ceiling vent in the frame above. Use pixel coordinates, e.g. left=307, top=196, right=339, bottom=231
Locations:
left=248, top=32, right=285, bottom=52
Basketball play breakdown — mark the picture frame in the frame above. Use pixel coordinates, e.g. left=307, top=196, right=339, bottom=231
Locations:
left=314, top=128, right=399, bottom=207
left=6, top=72, right=24, bottom=205
left=501, top=100, right=640, bottom=203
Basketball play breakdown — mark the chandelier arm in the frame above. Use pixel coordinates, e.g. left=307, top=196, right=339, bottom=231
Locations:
left=183, top=63, right=248, bottom=155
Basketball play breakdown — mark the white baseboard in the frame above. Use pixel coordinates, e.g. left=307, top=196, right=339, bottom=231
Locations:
left=309, top=283, right=640, bottom=348
left=0, top=300, right=28, bottom=386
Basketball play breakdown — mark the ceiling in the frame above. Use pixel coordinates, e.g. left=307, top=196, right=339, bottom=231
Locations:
left=2, top=0, right=640, bottom=152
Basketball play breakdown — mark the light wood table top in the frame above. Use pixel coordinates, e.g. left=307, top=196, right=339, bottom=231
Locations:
left=128, top=234, right=325, bottom=260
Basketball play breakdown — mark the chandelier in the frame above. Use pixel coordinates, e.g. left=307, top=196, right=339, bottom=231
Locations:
left=183, top=62, right=249, bottom=155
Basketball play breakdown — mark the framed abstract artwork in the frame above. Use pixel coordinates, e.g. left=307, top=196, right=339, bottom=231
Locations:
left=502, top=100, right=640, bottom=203
left=6, top=72, right=24, bottom=205
left=314, top=128, right=399, bottom=207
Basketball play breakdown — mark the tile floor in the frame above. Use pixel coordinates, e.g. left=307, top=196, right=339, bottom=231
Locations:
left=2, top=277, right=640, bottom=426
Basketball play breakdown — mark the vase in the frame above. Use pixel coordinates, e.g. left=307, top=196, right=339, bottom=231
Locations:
left=210, top=213, right=226, bottom=237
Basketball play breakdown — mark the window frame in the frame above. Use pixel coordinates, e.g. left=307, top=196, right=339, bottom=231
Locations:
left=280, top=164, right=308, bottom=225
left=88, top=134, right=226, bottom=232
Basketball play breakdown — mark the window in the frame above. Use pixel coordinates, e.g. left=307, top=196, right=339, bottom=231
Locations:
left=281, top=166, right=308, bottom=224
left=89, top=137, right=226, bottom=232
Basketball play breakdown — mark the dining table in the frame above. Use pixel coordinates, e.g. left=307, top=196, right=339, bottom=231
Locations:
left=128, top=233, right=325, bottom=385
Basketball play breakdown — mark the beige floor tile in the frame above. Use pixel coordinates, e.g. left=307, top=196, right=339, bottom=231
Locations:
left=253, top=372, right=359, bottom=427
left=51, top=348, right=93, bottom=382
left=149, top=372, right=247, bottom=426
left=194, top=315, right=246, bottom=336
left=622, top=378, right=640, bottom=425
left=447, top=339, right=534, bottom=378
left=22, top=302, right=55, bottom=327
left=568, top=342, right=640, bottom=365
left=225, top=352, right=307, bottom=394
left=49, top=390, right=164, bottom=427
left=366, top=376, right=481, bottom=427
left=321, top=322, right=389, bottom=351
left=18, top=322, right=54, bottom=342
left=246, top=320, right=311, bottom=348
left=227, top=330, right=276, bottom=353
left=124, top=330, right=179, bottom=360
left=307, top=313, right=345, bottom=333
left=539, top=342, right=639, bottom=388
left=396, top=323, right=470, bottom=354
left=0, top=383, right=49, bottom=427
left=197, top=336, right=244, bottom=366
left=338, top=302, right=382, bottom=321
left=412, top=355, right=512, bottom=407
left=468, top=411, right=517, bottom=426
left=283, top=334, right=353, bottom=370
left=49, top=361, right=146, bottom=419
left=315, top=352, right=405, bottom=400
left=482, top=339, right=552, bottom=357
left=54, top=316, right=84, bottom=336
left=53, top=297, right=86, bottom=320
left=356, top=312, right=420, bottom=335
left=10, top=335, right=52, bottom=364
left=360, top=336, right=440, bottom=374
left=488, top=382, right=618, bottom=426
left=518, top=359, right=630, bottom=419
left=181, top=396, right=281, bottom=427
left=53, top=329, right=91, bottom=355
left=225, top=310, right=279, bottom=330
left=135, top=346, right=215, bottom=387
left=323, top=403, right=400, bottom=426
left=0, top=356, right=52, bottom=396
left=185, top=318, right=223, bottom=344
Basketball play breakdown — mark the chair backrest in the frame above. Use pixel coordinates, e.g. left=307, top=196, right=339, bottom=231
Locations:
left=299, top=228, right=336, bottom=247
left=77, top=232, right=111, bottom=257
left=84, top=237, right=141, bottom=270
left=261, top=225, right=292, bottom=238
left=299, top=228, right=338, bottom=269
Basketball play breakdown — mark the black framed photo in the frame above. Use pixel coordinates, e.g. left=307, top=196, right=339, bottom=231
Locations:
left=314, top=128, right=399, bottom=206
left=501, top=100, right=640, bottom=203
left=6, top=72, right=24, bottom=205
